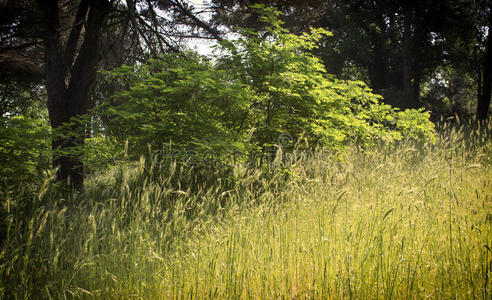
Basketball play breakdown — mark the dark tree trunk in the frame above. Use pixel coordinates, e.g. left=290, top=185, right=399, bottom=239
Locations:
left=413, top=69, right=421, bottom=107
left=367, top=14, right=389, bottom=93
left=369, top=33, right=388, bottom=92
left=477, top=9, right=492, bottom=121
left=37, top=0, right=111, bottom=189
left=402, top=13, right=416, bottom=108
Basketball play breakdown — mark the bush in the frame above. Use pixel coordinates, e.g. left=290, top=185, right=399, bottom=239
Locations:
left=101, top=5, right=435, bottom=160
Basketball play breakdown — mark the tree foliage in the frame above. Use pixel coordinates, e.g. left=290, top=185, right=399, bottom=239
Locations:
left=100, top=53, right=253, bottom=156
left=103, top=5, right=435, bottom=160
left=210, top=0, right=491, bottom=119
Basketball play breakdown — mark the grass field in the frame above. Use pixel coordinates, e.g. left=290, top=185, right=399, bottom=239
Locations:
left=1, top=122, right=491, bottom=299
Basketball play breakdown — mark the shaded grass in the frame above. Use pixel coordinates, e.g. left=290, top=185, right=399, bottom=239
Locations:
left=1, top=122, right=491, bottom=299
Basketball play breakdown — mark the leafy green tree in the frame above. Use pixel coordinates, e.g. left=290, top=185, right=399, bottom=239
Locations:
left=103, top=5, right=435, bottom=160
left=218, top=5, right=435, bottom=149
left=100, top=53, right=253, bottom=156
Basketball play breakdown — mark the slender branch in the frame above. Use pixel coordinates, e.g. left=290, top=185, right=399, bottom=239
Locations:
left=145, top=0, right=166, bottom=53
left=0, top=41, right=39, bottom=54
left=170, top=0, right=224, bottom=42
left=126, top=0, right=156, bottom=55
left=136, top=14, right=181, bottom=53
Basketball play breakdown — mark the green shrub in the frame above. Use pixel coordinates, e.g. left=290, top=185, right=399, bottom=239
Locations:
left=101, top=5, right=435, bottom=160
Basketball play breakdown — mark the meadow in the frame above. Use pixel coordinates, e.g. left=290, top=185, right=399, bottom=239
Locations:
left=1, top=121, right=491, bottom=299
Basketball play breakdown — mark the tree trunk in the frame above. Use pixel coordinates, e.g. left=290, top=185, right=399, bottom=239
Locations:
left=38, top=0, right=111, bottom=189
left=367, top=14, right=389, bottom=93
left=369, top=33, right=388, bottom=92
left=477, top=9, right=492, bottom=121
left=413, top=69, right=421, bottom=107
left=402, top=13, right=416, bottom=108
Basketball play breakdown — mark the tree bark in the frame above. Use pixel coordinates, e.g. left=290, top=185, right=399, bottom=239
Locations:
left=477, top=8, right=492, bottom=121
left=37, top=0, right=111, bottom=189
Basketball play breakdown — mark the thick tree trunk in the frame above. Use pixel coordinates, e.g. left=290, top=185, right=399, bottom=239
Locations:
left=477, top=9, right=492, bottom=121
left=38, top=0, right=111, bottom=189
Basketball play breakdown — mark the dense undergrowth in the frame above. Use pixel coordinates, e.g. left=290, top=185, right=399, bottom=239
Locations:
left=0, top=121, right=491, bottom=299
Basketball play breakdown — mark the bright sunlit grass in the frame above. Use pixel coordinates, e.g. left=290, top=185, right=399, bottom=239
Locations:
left=1, top=122, right=491, bottom=299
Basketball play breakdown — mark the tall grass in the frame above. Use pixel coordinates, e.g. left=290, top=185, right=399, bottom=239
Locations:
left=1, top=121, right=491, bottom=299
